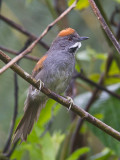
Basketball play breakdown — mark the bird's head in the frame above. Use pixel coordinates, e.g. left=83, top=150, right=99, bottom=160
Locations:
left=50, top=28, right=89, bottom=54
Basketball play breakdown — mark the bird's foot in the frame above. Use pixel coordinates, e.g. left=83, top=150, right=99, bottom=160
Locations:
left=38, top=79, right=44, bottom=90
left=35, top=79, right=44, bottom=93
left=66, top=96, right=74, bottom=111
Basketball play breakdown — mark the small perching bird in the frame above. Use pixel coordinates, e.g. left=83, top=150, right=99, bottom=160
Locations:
left=13, top=28, right=89, bottom=143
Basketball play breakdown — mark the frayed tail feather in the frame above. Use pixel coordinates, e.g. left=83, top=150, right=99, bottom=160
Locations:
left=12, top=100, right=46, bottom=143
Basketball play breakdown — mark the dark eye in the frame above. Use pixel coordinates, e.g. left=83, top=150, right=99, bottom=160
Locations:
left=68, top=37, right=73, bottom=41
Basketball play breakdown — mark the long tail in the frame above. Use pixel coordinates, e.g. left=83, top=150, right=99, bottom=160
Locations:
left=12, top=100, right=45, bottom=143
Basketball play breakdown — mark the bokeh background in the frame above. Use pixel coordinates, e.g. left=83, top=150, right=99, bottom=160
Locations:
left=0, top=0, right=120, bottom=160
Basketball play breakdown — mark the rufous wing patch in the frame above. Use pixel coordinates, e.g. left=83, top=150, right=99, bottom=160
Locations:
left=58, top=28, right=75, bottom=37
left=32, top=54, right=48, bottom=77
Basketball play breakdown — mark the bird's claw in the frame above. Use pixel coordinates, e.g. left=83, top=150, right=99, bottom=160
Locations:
left=66, top=96, right=74, bottom=111
left=35, top=79, right=44, bottom=93
left=38, top=79, right=44, bottom=90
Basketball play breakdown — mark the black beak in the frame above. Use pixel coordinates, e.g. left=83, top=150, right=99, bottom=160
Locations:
left=79, top=37, right=89, bottom=41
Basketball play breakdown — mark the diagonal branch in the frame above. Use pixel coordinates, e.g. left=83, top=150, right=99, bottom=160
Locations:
left=2, top=39, right=32, bottom=155
left=74, top=73, right=120, bottom=99
left=1, top=50, right=120, bottom=141
left=71, top=73, right=105, bottom=153
left=0, top=45, right=39, bottom=61
left=88, top=0, right=120, bottom=53
left=2, top=43, right=120, bottom=99
left=0, top=14, right=49, bottom=50
left=0, top=0, right=78, bottom=75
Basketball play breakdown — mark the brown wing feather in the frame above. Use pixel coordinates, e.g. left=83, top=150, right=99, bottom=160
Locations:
left=32, top=54, right=48, bottom=77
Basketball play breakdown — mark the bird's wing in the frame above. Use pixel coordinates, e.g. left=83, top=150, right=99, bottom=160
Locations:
left=32, top=54, right=48, bottom=77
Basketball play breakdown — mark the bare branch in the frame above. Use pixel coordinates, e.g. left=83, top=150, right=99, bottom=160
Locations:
left=73, top=73, right=120, bottom=99
left=2, top=39, right=32, bottom=155
left=0, top=14, right=49, bottom=50
left=1, top=50, right=120, bottom=141
left=0, top=0, right=78, bottom=74
left=3, top=73, right=18, bottom=154
left=110, top=6, right=120, bottom=27
left=70, top=73, right=105, bottom=153
left=4, top=141, right=18, bottom=158
left=0, top=45, right=39, bottom=61
left=88, top=0, right=120, bottom=53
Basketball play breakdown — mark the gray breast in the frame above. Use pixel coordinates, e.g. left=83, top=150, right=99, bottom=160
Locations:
left=44, top=53, right=75, bottom=94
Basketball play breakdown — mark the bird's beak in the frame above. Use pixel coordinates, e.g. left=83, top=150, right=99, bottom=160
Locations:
left=79, top=37, right=89, bottom=41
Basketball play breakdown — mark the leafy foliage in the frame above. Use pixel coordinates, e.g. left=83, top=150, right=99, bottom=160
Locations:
left=68, top=0, right=89, bottom=10
left=66, top=147, right=90, bottom=160
left=75, top=83, right=120, bottom=156
left=90, top=148, right=114, bottom=160
left=12, top=132, right=65, bottom=160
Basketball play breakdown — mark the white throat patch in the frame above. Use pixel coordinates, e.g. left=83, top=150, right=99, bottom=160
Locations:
left=70, top=42, right=82, bottom=50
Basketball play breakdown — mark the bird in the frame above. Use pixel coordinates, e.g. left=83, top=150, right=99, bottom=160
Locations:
left=12, top=28, right=89, bottom=143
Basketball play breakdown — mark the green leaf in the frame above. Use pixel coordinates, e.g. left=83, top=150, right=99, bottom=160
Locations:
left=95, top=54, right=107, bottom=60
left=86, top=47, right=107, bottom=60
left=52, top=132, right=65, bottom=155
left=11, top=145, right=26, bottom=160
left=108, top=60, right=120, bottom=75
left=76, top=48, right=107, bottom=62
left=114, top=0, right=120, bottom=3
left=66, top=147, right=90, bottom=160
left=100, top=60, right=120, bottom=85
left=37, top=99, right=60, bottom=127
left=40, top=132, right=64, bottom=160
left=68, top=0, right=89, bottom=10
left=22, top=144, right=43, bottom=160
left=75, top=62, right=81, bottom=72
left=74, top=83, right=120, bottom=156
left=12, top=132, right=64, bottom=160
left=104, top=77, right=120, bottom=86
left=93, top=113, right=104, bottom=120
left=76, top=50, right=91, bottom=61
left=101, top=60, right=120, bottom=75
left=90, top=148, right=114, bottom=160
left=89, top=73, right=100, bottom=82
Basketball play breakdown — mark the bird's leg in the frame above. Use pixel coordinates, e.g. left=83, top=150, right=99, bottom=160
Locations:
left=66, top=96, right=74, bottom=111
left=38, top=79, right=44, bottom=90
left=62, top=95, right=74, bottom=111
left=35, top=79, right=44, bottom=93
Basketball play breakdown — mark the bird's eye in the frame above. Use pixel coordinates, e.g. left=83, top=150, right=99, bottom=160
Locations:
left=68, top=37, right=73, bottom=41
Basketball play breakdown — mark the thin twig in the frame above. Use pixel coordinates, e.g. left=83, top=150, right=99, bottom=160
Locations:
left=0, top=0, right=78, bottom=74
left=0, top=14, right=49, bottom=50
left=70, top=73, right=105, bottom=153
left=53, top=0, right=69, bottom=28
left=45, top=0, right=58, bottom=20
left=3, top=74, right=18, bottom=158
left=88, top=0, right=120, bottom=53
left=70, top=51, right=116, bottom=154
left=4, top=141, right=18, bottom=158
left=0, top=45, right=39, bottom=61
left=3, top=73, right=18, bottom=153
left=108, top=74, right=120, bottom=78
left=73, top=73, right=120, bottom=99
left=2, top=39, right=32, bottom=156
left=110, top=7, right=120, bottom=40
left=110, top=6, right=120, bottom=27
left=70, top=0, right=120, bottom=154
left=1, top=50, right=120, bottom=141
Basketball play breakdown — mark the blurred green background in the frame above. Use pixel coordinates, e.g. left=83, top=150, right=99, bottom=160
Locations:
left=1, top=0, right=120, bottom=160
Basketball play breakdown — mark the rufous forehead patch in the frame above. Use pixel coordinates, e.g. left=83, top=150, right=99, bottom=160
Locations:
left=58, top=28, right=75, bottom=37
